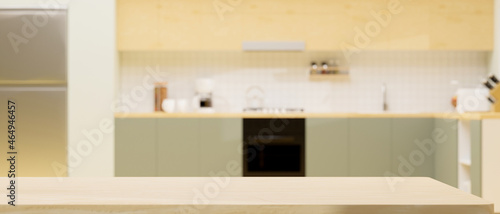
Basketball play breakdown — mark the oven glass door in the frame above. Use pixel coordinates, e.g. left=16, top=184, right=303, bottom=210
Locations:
left=244, top=137, right=304, bottom=176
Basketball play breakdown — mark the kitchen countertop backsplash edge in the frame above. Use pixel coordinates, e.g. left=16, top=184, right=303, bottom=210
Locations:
left=114, top=112, right=500, bottom=119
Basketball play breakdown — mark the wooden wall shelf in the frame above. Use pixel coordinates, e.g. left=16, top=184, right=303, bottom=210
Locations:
left=309, top=74, right=349, bottom=81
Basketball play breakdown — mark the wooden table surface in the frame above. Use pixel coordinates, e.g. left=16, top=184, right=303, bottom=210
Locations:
left=0, top=177, right=493, bottom=214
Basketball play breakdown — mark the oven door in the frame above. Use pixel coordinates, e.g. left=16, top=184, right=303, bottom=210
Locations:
left=244, top=135, right=305, bottom=176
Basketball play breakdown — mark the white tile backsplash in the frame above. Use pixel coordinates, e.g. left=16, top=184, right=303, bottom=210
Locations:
left=118, top=51, right=488, bottom=113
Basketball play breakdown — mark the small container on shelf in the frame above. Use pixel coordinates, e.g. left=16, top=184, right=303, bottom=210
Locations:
left=328, top=59, right=338, bottom=74
left=154, top=82, right=167, bottom=112
left=310, top=62, right=319, bottom=75
left=308, top=59, right=349, bottom=81
left=321, top=62, right=328, bottom=74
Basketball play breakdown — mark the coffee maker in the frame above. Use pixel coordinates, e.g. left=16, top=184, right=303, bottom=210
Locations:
left=194, top=78, right=215, bottom=113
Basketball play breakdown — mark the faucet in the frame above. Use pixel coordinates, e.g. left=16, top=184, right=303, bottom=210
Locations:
left=382, top=83, right=388, bottom=112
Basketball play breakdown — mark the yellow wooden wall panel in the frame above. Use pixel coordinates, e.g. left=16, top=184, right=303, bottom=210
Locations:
left=429, top=0, right=493, bottom=50
left=342, top=0, right=389, bottom=19
left=305, top=14, right=357, bottom=50
left=347, top=0, right=391, bottom=50
left=430, top=14, right=493, bottom=50
left=301, top=0, right=348, bottom=14
left=116, top=0, right=493, bottom=51
left=430, top=0, right=493, bottom=14
left=117, top=0, right=160, bottom=50
left=241, top=14, right=307, bottom=41
left=286, top=0, right=392, bottom=50
left=158, top=2, right=244, bottom=50
left=387, top=0, right=430, bottom=50
left=239, top=0, right=305, bottom=14
left=159, top=0, right=214, bottom=15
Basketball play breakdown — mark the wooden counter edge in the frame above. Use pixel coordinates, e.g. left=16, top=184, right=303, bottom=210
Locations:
left=114, top=112, right=500, bottom=120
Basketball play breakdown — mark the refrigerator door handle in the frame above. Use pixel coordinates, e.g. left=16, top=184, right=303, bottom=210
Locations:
left=0, top=87, right=66, bottom=92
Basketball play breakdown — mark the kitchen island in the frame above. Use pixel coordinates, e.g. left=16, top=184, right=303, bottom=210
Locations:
left=0, top=177, right=492, bottom=214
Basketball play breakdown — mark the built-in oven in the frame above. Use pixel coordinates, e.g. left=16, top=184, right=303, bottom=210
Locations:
left=243, top=118, right=305, bottom=176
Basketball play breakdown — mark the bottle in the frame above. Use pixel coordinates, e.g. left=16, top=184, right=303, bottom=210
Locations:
left=321, top=62, right=328, bottom=74
left=329, top=59, right=338, bottom=74
left=310, top=62, right=318, bottom=74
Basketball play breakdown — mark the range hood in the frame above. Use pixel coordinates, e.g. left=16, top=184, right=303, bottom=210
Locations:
left=242, top=41, right=305, bottom=51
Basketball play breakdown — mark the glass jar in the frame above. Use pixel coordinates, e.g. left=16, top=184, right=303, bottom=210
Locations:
left=154, top=82, right=167, bottom=112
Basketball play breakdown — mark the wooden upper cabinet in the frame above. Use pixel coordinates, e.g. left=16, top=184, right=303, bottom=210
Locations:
left=117, top=0, right=160, bottom=50
left=116, top=0, right=493, bottom=51
left=429, top=0, right=494, bottom=50
left=158, top=0, right=244, bottom=50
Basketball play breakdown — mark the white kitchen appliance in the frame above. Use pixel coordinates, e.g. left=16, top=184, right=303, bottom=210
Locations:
left=194, top=78, right=214, bottom=113
left=456, top=88, right=490, bottom=112
left=0, top=8, right=67, bottom=176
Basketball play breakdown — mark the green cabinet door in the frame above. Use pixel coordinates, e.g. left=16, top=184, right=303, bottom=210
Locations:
left=349, top=118, right=392, bottom=176
left=434, top=118, right=458, bottom=187
left=391, top=118, right=435, bottom=178
left=115, top=118, right=157, bottom=177
left=306, top=118, right=349, bottom=176
left=157, top=118, right=200, bottom=176
left=199, top=118, right=243, bottom=177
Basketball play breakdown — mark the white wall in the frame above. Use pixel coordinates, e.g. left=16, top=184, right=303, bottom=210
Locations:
left=0, top=0, right=116, bottom=177
left=67, top=0, right=115, bottom=177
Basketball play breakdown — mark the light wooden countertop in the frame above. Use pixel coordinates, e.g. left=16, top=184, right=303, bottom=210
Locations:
left=0, top=177, right=492, bottom=214
left=115, top=112, right=500, bottom=119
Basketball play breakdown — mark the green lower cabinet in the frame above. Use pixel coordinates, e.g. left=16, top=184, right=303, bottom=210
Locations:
left=470, top=120, right=482, bottom=197
left=306, top=118, right=349, bottom=176
left=199, top=118, right=243, bottom=177
left=115, top=117, right=463, bottom=182
left=434, top=118, right=458, bottom=187
left=157, top=118, right=200, bottom=176
left=349, top=118, right=392, bottom=176
left=116, top=118, right=242, bottom=177
left=115, top=118, right=157, bottom=177
left=391, top=118, right=435, bottom=178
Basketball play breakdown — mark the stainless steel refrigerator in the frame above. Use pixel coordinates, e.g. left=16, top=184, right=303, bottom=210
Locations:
left=0, top=8, right=67, bottom=177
